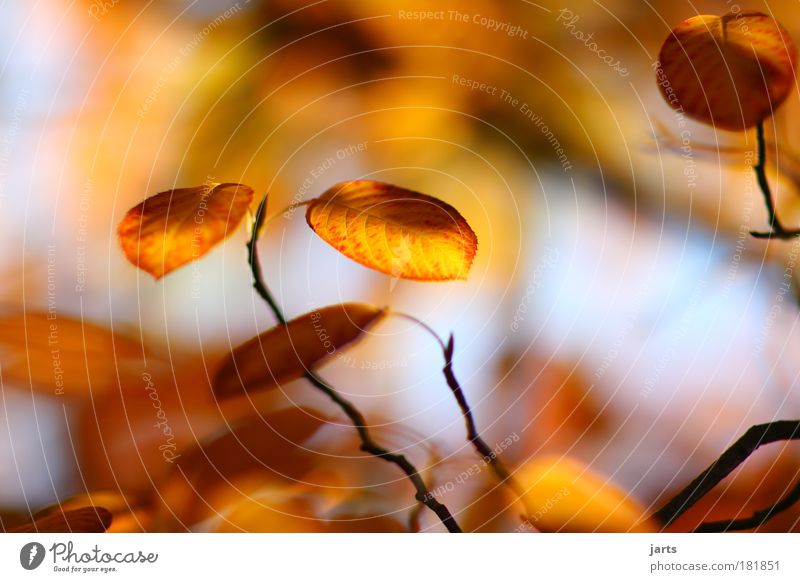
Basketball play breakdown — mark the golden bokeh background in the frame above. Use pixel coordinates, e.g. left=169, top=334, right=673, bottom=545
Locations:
left=2, top=0, right=800, bottom=532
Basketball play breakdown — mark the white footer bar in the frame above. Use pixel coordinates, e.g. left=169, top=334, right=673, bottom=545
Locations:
left=1, top=533, right=797, bottom=581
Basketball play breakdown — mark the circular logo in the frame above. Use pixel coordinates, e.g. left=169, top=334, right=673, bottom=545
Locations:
left=19, top=542, right=46, bottom=570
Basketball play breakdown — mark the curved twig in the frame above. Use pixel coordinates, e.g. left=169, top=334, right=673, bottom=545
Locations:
left=750, top=121, right=800, bottom=239
left=247, top=194, right=461, bottom=532
left=653, top=420, right=800, bottom=528
left=695, top=477, right=800, bottom=532
left=394, top=312, right=532, bottom=519
left=246, top=196, right=286, bottom=324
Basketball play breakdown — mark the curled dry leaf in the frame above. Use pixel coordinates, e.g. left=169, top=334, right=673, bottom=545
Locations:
left=118, top=182, right=254, bottom=279
left=0, top=312, right=143, bottom=397
left=657, top=13, right=796, bottom=130
left=213, top=303, right=386, bottom=399
left=12, top=506, right=113, bottom=533
left=305, top=180, right=477, bottom=281
left=517, top=455, right=656, bottom=533
left=60, top=492, right=151, bottom=533
left=78, top=362, right=227, bottom=493
left=155, top=407, right=327, bottom=528
left=32, top=492, right=151, bottom=533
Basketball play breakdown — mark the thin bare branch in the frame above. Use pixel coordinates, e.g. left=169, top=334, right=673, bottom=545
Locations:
left=246, top=194, right=462, bottom=532
left=653, top=420, right=800, bottom=528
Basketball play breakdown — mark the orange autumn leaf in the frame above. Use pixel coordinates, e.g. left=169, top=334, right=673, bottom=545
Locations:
left=213, top=303, right=386, bottom=399
left=203, top=476, right=406, bottom=532
left=184, top=408, right=326, bottom=479
left=78, top=362, right=229, bottom=493
left=517, top=455, right=657, bottom=533
left=208, top=485, right=324, bottom=533
left=657, top=13, right=796, bottom=130
left=0, top=311, right=143, bottom=396
left=154, top=407, right=326, bottom=528
left=117, top=182, right=254, bottom=279
left=51, top=492, right=152, bottom=533
left=305, top=180, right=477, bottom=281
left=323, top=514, right=406, bottom=533
left=461, top=483, right=528, bottom=533
left=12, top=506, right=113, bottom=533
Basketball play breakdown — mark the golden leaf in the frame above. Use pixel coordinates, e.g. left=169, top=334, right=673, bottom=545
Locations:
left=0, top=312, right=143, bottom=397
left=12, top=506, right=113, bottom=533
left=117, top=182, right=254, bottom=279
left=657, top=13, right=796, bottom=130
left=305, top=180, right=477, bottom=281
left=213, top=303, right=385, bottom=399
left=517, top=455, right=657, bottom=533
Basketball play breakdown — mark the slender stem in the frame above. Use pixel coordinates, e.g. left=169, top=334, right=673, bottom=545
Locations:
left=756, top=120, right=783, bottom=232
left=247, top=196, right=286, bottom=324
left=695, top=478, right=800, bottom=532
left=247, top=195, right=461, bottom=532
left=441, top=335, right=514, bottom=480
left=395, top=312, right=532, bottom=518
left=302, top=369, right=461, bottom=532
left=749, top=120, right=800, bottom=239
left=441, top=334, right=533, bottom=518
left=652, top=420, right=800, bottom=528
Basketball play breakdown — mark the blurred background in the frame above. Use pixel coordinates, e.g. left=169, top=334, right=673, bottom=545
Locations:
left=1, top=0, right=800, bottom=532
